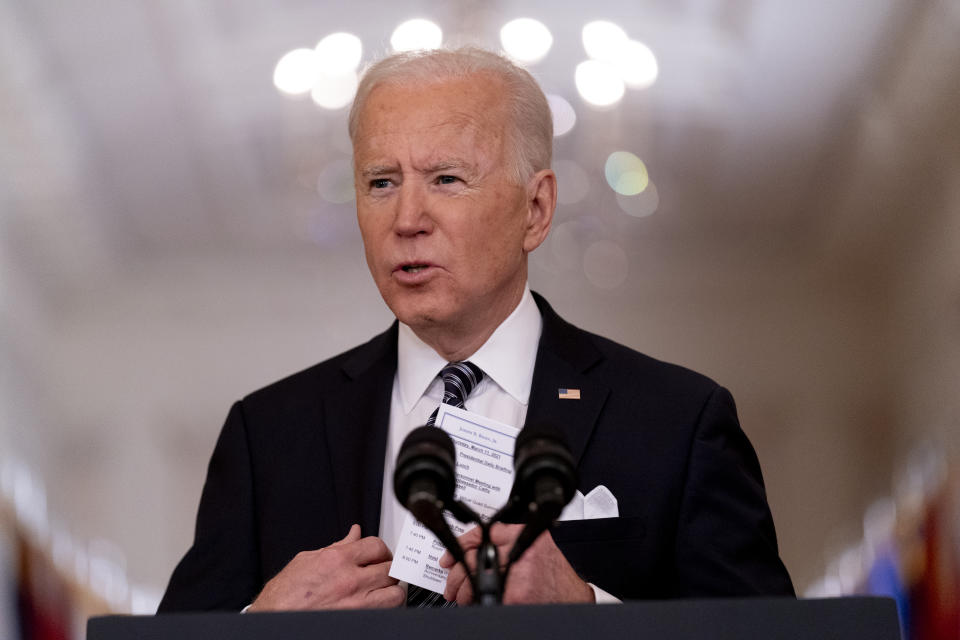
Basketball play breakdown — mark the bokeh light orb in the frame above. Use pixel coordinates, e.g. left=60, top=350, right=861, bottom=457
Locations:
left=315, top=32, right=363, bottom=75
left=616, top=39, right=658, bottom=89
left=273, top=48, right=319, bottom=95
left=575, top=60, right=625, bottom=107
left=582, top=20, right=628, bottom=62
left=616, top=181, right=659, bottom=217
left=500, top=18, right=553, bottom=64
left=310, top=71, right=359, bottom=110
left=391, top=19, right=443, bottom=52
left=546, top=94, right=576, bottom=136
left=604, top=151, right=649, bottom=195
left=583, top=240, right=628, bottom=289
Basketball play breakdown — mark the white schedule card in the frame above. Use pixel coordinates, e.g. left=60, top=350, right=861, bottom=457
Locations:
left=389, top=404, right=520, bottom=593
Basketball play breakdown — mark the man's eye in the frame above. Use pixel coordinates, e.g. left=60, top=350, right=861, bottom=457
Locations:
left=370, top=178, right=391, bottom=189
left=436, top=175, right=458, bottom=185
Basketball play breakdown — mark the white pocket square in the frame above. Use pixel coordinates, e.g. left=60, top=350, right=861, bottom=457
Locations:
left=558, top=485, right=619, bottom=521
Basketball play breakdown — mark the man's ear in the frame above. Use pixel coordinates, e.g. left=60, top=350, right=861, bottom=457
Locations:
left=522, top=169, right=557, bottom=253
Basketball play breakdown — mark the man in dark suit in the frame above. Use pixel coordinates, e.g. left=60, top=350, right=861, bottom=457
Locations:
left=159, top=47, right=793, bottom=612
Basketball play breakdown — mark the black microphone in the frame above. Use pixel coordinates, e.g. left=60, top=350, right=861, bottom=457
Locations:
left=392, top=426, right=470, bottom=570
left=512, top=424, right=578, bottom=517
left=394, top=425, right=457, bottom=513
left=505, top=424, right=578, bottom=565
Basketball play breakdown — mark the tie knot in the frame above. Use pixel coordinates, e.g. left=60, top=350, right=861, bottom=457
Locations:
left=439, top=361, right=484, bottom=410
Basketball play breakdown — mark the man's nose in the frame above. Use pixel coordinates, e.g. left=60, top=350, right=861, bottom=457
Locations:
left=392, top=182, right=433, bottom=236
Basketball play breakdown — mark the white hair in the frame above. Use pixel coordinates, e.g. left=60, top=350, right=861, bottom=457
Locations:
left=348, top=47, right=553, bottom=185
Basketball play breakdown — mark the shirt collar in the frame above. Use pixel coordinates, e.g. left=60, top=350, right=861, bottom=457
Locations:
left=396, top=286, right=543, bottom=414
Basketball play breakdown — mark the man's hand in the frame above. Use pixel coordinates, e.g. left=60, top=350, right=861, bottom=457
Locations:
left=247, top=524, right=404, bottom=611
left=439, top=523, right=594, bottom=606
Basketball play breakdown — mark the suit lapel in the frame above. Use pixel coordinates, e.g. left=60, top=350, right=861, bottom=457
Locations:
left=320, top=295, right=604, bottom=537
left=323, top=323, right=397, bottom=538
left=526, top=293, right=609, bottom=465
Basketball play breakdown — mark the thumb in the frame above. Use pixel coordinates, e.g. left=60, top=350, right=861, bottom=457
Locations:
left=331, top=523, right=362, bottom=546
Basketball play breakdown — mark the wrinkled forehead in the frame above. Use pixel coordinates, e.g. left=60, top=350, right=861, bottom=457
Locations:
left=353, top=74, right=511, bottom=148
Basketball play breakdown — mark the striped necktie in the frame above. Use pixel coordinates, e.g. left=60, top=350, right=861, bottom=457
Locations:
left=407, top=361, right=484, bottom=608
left=425, top=361, right=484, bottom=428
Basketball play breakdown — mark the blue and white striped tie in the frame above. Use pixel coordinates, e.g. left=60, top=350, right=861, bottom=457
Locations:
left=407, top=361, right=484, bottom=608
left=425, top=361, right=484, bottom=428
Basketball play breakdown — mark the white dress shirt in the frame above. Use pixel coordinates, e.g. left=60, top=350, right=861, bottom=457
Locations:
left=379, top=285, right=542, bottom=550
left=377, top=285, right=618, bottom=604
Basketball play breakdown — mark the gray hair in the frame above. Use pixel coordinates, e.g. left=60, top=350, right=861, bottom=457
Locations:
left=348, top=47, right=553, bottom=185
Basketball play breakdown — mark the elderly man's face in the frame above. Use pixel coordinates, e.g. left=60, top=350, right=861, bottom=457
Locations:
left=353, top=74, right=547, bottom=341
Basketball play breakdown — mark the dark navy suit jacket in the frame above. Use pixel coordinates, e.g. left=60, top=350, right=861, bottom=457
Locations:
left=158, top=293, right=794, bottom=611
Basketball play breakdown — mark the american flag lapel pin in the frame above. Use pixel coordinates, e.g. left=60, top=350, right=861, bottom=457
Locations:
left=558, top=388, right=581, bottom=400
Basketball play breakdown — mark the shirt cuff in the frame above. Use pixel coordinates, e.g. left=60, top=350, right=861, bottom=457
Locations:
left=241, top=604, right=252, bottom=613
left=588, top=583, right=621, bottom=604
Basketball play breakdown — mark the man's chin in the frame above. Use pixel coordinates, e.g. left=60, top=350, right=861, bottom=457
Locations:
left=388, top=299, right=446, bottom=330
left=390, top=298, right=474, bottom=338
left=394, top=309, right=446, bottom=332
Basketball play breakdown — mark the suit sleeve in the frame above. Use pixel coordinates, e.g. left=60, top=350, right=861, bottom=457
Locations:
left=674, top=386, right=795, bottom=596
left=157, top=401, right=262, bottom=612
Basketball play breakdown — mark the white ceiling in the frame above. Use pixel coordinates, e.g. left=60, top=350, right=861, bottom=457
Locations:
left=2, top=0, right=940, bottom=303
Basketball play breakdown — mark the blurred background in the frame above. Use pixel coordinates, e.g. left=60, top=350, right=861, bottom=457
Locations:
left=1, top=0, right=958, bottom=637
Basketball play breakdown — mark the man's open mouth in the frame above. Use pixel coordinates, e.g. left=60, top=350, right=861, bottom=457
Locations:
left=401, top=264, right=429, bottom=273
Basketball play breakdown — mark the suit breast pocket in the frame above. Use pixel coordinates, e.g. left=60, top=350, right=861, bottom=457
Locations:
left=550, top=516, right=650, bottom=599
left=552, top=515, right=647, bottom=544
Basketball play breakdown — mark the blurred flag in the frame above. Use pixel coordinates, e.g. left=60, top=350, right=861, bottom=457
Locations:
left=866, top=541, right=912, bottom=638
left=857, top=466, right=960, bottom=640
left=16, top=532, right=72, bottom=640
left=909, top=481, right=959, bottom=640
left=1, top=513, right=20, bottom=640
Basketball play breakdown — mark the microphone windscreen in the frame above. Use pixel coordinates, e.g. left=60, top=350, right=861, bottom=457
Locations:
left=394, top=425, right=457, bottom=509
left=399, top=425, right=456, bottom=459
left=512, top=423, right=578, bottom=506
left=515, top=422, right=568, bottom=454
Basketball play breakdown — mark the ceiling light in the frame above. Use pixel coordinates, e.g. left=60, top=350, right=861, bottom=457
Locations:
left=582, top=20, right=628, bottom=62
left=391, top=19, right=443, bottom=52
left=575, top=60, right=625, bottom=107
left=616, top=182, right=659, bottom=217
left=311, top=71, right=359, bottom=110
left=273, top=48, right=319, bottom=96
left=615, top=40, right=658, bottom=89
left=315, top=32, right=363, bottom=75
left=500, top=18, right=553, bottom=64
left=604, top=151, right=649, bottom=196
left=546, top=94, right=576, bottom=136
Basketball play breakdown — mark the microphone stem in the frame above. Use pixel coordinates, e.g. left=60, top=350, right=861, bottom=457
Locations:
left=474, top=520, right=503, bottom=606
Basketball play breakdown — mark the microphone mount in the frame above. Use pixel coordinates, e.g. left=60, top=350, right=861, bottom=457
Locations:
left=394, top=424, right=577, bottom=607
